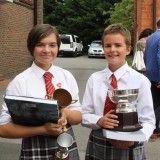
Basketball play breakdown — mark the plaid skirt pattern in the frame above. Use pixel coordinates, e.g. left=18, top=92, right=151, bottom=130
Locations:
left=85, top=129, right=146, bottom=160
left=19, top=125, right=80, bottom=160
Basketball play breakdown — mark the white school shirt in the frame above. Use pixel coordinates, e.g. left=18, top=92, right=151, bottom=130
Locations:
left=0, top=62, right=81, bottom=124
left=81, top=63, right=155, bottom=141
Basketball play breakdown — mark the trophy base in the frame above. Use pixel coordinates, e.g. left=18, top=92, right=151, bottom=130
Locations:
left=54, top=157, right=69, bottom=160
left=109, top=123, right=142, bottom=132
left=109, top=112, right=142, bottom=132
left=55, top=150, right=69, bottom=160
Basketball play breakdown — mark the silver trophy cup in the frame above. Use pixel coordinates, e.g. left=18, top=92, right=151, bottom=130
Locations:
left=55, top=133, right=73, bottom=160
left=108, top=89, right=142, bottom=132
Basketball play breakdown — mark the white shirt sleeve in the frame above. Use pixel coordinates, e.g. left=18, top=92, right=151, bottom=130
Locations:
left=0, top=102, right=11, bottom=125
left=137, top=76, right=155, bottom=141
left=81, top=75, right=103, bottom=129
left=0, top=78, right=21, bottom=125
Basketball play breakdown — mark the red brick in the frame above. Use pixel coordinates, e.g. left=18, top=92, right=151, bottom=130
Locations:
left=134, top=0, right=160, bottom=45
left=0, top=0, right=43, bottom=77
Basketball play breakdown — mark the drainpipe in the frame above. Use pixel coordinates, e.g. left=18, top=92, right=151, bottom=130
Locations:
left=134, top=0, right=137, bottom=46
left=153, top=0, right=156, bottom=31
left=34, top=0, right=37, bottom=25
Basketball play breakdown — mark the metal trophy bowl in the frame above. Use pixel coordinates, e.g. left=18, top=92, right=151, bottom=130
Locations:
left=108, top=89, right=142, bottom=132
left=53, top=88, right=78, bottom=107
left=55, top=133, right=73, bottom=160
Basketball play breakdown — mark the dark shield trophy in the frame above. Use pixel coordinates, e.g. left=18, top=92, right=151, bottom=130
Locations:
left=108, top=89, right=142, bottom=132
left=55, top=133, right=73, bottom=160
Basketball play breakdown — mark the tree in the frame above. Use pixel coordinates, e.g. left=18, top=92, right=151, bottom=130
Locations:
left=108, top=0, right=134, bottom=36
left=43, top=0, right=121, bottom=48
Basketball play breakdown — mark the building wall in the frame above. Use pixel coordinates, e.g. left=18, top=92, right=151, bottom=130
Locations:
left=134, top=0, right=160, bottom=43
left=37, top=0, right=43, bottom=24
left=0, top=0, right=43, bottom=78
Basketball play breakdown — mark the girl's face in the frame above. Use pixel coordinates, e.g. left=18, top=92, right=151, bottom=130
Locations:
left=33, top=33, right=58, bottom=71
left=103, top=33, right=131, bottom=72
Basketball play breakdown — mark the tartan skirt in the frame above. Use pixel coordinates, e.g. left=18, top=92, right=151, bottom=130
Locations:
left=19, top=125, right=80, bottom=160
left=85, top=129, right=146, bottom=160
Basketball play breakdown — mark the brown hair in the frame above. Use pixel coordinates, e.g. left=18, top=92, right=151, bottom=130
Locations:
left=157, top=18, right=160, bottom=28
left=27, top=24, right=61, bottom=56
left=138, top=28, right=153, bottom=40
left=102, top=23, right=131, bottom=47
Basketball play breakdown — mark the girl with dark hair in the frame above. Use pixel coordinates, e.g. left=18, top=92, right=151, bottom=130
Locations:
left=132, top=28, right=153, bottom=72
left=0, top=24, right=81, bottom=160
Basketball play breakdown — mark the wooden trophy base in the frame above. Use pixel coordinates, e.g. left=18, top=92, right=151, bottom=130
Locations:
left=110, top=112, right=142, bottom=132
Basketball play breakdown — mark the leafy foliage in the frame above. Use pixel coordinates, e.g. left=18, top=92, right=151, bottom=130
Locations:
left=108, top=0, right=134, bottom=36
left=43, top=0, right=134, bottom=50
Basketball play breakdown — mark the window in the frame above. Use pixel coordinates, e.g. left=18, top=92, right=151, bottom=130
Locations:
left=60, top=36, right=70, bottom=44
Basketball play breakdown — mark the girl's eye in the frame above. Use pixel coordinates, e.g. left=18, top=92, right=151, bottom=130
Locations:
left=104, top=45, right=111, bottom=48
left=36, top=43, right=44, bottom=46
left=50, top=43, right=57, bottom=47
left=115, top=44, right=122, bottom=47
left=36, top=43, right=57, bottom=47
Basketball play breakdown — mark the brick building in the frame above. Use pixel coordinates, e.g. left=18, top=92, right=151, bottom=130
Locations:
left=0, top=0, right=43, bottom=79
left=134, top=0, right=160, bottom=44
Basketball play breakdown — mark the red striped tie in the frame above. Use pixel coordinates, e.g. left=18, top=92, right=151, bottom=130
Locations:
left=44, top=72, right=55, bottom=99
left=103, top=74, right=117, bottom=115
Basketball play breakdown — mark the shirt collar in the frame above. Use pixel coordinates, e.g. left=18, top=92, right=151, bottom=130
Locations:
left=31, top=62, right=55, bottom=79
left=105, top=62, right=130, bottom=84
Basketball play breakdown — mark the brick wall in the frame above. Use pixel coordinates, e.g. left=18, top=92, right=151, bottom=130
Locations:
left=0, top=0, right=43, bottom=78
left=134, top=0, right=160, bottom=44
